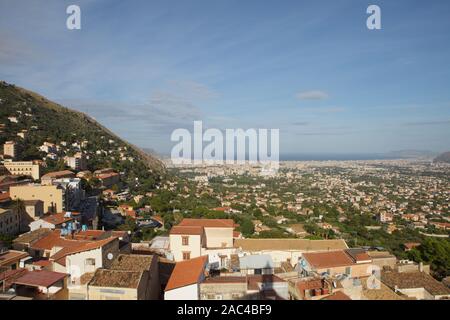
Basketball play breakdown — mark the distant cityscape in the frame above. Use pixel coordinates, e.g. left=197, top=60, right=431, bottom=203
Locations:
left=1, top=0, right=449, bottom=304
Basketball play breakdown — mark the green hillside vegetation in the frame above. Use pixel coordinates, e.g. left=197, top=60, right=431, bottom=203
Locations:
left=0, top=81, right=165, bottom=193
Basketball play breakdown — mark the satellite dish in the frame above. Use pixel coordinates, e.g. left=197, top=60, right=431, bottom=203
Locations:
left=107, top=253, right=114, bottom=260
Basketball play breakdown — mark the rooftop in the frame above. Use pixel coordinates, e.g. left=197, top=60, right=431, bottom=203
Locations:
left=235, top=238, right=348, bottom=252
left=13, top=228, right=52, bottom=245
left=14, top=270, right=66, bottom=288
left=89, top=269, right=142, bottom=289
left=0, top=250, right=29, bottom=267
left=41, top=170, right=75, bottom=179
left=165, top=256, right=208, bottom=291
left=178, top=218, right=235, bottom=228
left=110, top=254, right=154, bottom=272
left=382, top=271, right=450, bottom=296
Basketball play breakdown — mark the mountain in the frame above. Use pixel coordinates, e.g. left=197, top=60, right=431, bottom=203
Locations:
left=0, top=80, right=165, bottom=191
left=385, top=150, right=437, bottom=160
left=433, top=151, right=450, bottom=164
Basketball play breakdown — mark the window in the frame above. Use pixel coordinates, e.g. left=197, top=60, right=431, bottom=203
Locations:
left=182, top=236, right=189, bottom=246
left=182, top=252, right=191, bottom=260
left=345, top=267, right=351, bottom=275
left=85, top=258, right=96, bottom=266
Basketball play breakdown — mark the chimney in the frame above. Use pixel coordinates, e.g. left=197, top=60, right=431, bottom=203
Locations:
left=419, top=262, right=424, bottom=272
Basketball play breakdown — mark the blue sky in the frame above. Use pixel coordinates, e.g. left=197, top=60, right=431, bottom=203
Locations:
left=1, top=0, right=449, bottom=155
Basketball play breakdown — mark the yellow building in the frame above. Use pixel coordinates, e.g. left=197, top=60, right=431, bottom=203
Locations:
left=10, top=185, right=64, bottom=214
left=3, top=160, right=41, bottom=180
left=3, top=141, right=17, bottom=159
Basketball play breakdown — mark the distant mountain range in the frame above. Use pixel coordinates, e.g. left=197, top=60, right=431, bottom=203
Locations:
left=385, top=150, right=437, bottom=160
left=433, top=151, right=450, bottom=164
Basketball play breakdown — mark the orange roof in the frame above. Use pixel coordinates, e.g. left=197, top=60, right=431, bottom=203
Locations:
left=0, top=250, right=29, bottom=267
left=41, top=170, right=75, bottom=179
left=170, top=226, right=203, bottom=235
left=297, top=279, right=324, bottom=292
left=42, top=212, right=74, bottom=225
left=165, top=256, right=208, bottom=291
left=71, top=230, right=127, bottom=241
left=31, top=230, right=90, bottom=251
left=302, top=250, right=354, bottom=269
left=50, top=237, right=117, bottom=266
left=178, top=218, right=235, bottom=228
left=404, top=242, right=421, bottom=250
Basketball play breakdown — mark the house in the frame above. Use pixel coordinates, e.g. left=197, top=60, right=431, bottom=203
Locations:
left=41, top=170, right=75, bottom=185
left=0, top=250, right=30, bottom=271
left=0, top=208, right=20, bottom=236
left=12, top=270, right=68, bottom=300
left=28, top=229, right=121, bottom=285
left=64, top=152, right=87, bottom=171
left=165, top=256, right=209, bottom=300
left=169, top=219, right=237, bottom=269
left=403, top=242, right=421, bottom=252
left=12, top=228, right=53, bottom=251
left=382, top=270, right=450, bottom=300
left=29, top=211, right=80, bottom=231
left=39, top=142, right=57, bottom=154
left=94, top=169, right=120, bottom=188
left=285, top=224, right=308, bottom=237
left=378, top=211, right=393, bottom=223
left=235, top=238, right=348, bottom=268
left=82, top=254, right=160, bottom=300
left=299, top=248, right=373, bottom=278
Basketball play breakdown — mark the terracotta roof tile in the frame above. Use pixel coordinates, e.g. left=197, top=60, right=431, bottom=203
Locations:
left=165, top=256, right=208, bottom=291
left=302, top=250, right=354, bottom=269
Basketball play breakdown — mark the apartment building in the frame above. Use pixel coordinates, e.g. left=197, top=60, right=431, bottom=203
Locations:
left=0, top=208, right=20, bottom=236
left=65, top=152, right=87, bottom=171
left=10, top=185, right=64, bottom=214
left=3, top=160, right=41, bottom=180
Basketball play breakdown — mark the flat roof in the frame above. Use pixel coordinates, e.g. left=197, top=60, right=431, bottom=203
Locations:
left=235, top=239, right=348, bottom=252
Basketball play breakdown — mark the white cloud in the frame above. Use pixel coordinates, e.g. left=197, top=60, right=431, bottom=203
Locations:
left=296, top=90, right=329, bottom=100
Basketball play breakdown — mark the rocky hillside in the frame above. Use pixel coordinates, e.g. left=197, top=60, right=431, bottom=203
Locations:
left=0, top=80, right=165, bottom=192
left=434, top=151, right=450, bottom=164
